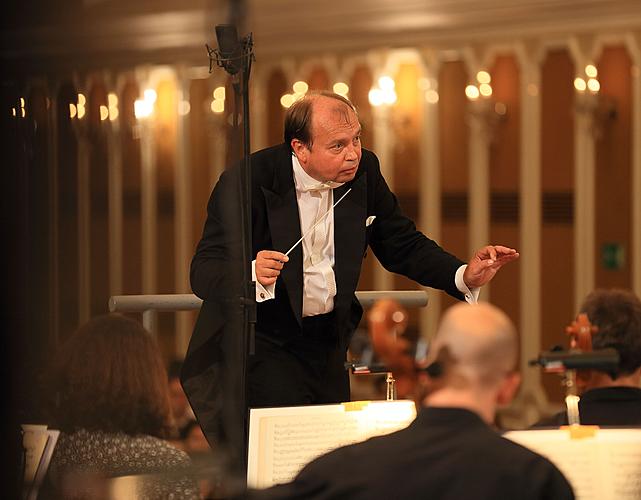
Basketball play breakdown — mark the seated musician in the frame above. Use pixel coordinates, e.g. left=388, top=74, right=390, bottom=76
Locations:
left=44, top=314, right=199, bottom=498
left=248, top=302, right=574, bottom=500
left=536, top=288, right=641, bottom=427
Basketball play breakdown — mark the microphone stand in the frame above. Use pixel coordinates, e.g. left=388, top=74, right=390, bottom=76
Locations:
left=207, top=28, right=255, bottom=472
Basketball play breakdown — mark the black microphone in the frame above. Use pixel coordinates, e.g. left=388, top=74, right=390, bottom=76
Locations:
left=215, top=24, right=242, bottom=75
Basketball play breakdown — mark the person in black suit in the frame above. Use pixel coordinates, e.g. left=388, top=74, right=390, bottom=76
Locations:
left=535, top=288, right=641, bottom=427
left=183, top=91, right=519, bottom=448
left=248, top=302, right=574, bottom=500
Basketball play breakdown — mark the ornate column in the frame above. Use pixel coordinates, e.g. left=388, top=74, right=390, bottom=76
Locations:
left=569, top=37, right=597, bottom=310
left=462, top=50, right=492, bottom=301
left=135, top=71, right=158, bottom=300
left=47, top=79, right=60, bottom=344
left=371, top=102, right=395, bottom=292
left=175, top=66, right=193, bottom=355
left=207, top=77, right=228, bottom=187
left=364, top=52, right=395, bottom=291
left=512, top=42, right=559, bottom=423
left=72, top=80, right=92, bottom=324
left=627, top=32, right=641, bottom=296
left=250, top=66, right=269, bottom=152
left=418, top=50, right=442, bottom=339
left=105, top=73, right=124, bottom=297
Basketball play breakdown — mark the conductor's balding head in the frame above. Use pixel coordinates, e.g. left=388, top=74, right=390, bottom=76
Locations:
left=424, top=302, right=520, bottom=422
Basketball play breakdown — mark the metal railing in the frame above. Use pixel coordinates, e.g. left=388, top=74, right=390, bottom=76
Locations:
left=109, top=291, right=428, bottom=333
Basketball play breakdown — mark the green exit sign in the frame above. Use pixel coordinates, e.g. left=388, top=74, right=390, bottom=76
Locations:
left=601, top=243, right=625, bottom=270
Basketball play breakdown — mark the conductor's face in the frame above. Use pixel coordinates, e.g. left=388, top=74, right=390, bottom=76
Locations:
left=292, top=97, right=362, bottom=184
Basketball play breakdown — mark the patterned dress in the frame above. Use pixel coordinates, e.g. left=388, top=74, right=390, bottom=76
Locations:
left=47, top=429, right=199, bottom=499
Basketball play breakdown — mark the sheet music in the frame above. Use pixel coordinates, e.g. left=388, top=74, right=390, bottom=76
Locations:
left=247, top=400, right=416, bottom=488
left=22, top=425, right=60, bottom=500
left=262, top=414, right=362, bottom=485
left=28, top=430, right=60, bottom=500
left=22, top=424, right=49, bottom=487
left=503, top=428, right=641, bottom=500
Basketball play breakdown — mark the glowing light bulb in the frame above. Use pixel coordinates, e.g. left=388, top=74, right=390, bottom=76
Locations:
left=425, top=90, right=439, bottom=104
left=368, top=88, right=384, bottom=107
left=476, top=71, right=491, bottom=84
left=144, top=89, right=157, bottom=104
left=479, top=83, right=493, bottom=97
left=587, top=78, right=600, bottom=93
left=211, top=99, right=225, bottom=113
left=280, top=94, right=295, bottom=108
left=465, top=85, right=480, bottom=100
left=213, top=86, right=225, bottom=100
left=378, top=76, right=395, bottom=91
left=573, top=77, right=587, bottom=92
left=134, top=99, right=153, bottom=119
left=292, top=81, right=309, bottom=94
left=333, top=82, right=349, bottom=96
left=382, top=89, right=397, bottom=105
left=99, top=105, right=109, bottom=121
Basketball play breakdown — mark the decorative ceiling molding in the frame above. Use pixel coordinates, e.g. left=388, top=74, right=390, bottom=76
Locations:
left=3, top=0, right=641, bottom=76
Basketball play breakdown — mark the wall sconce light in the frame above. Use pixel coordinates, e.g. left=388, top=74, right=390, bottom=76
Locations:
left=69, top=93, right=87, bottom=120
left=134, top=88, right=156, bottom=120
left=280, top=81, right=309, bottom=109
left=333, top=81, right=349, bottom=98
left=107, top=93, right=119, bottom=121
left=99, top=105, right=109, bottom=122
left=574, top=64, right=616, bottom=139
left=210, top=86, right=226, bottom=114
left=465, top=70, right=506, bottom=141
left=12, top=97, right=26, bottom=118
left=178, top=100, right=191, bottom=116
left=419, top=77, right=439, bottom=104
left=279, top=80, right=350, bottom=109
left=368, top=76, right=397, bottom=107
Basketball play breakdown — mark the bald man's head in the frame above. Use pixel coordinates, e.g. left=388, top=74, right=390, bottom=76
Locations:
left=430, top=302, right=518, bottom=388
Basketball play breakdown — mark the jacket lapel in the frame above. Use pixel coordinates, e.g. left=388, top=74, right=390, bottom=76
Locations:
left=261, top=150, right=304, bottom=325
left=334, top=170, right=367, bottom=309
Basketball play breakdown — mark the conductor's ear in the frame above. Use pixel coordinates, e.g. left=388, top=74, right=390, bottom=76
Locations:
left=291, top=139, right=308, bottom=164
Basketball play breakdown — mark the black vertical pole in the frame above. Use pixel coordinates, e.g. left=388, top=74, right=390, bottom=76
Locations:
left=209, top=23, right=255, bottom=474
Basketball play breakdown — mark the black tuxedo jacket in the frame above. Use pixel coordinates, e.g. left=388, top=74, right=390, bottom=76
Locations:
left=533, top=386, right=641, bottom=427
left=182, top=144, right=464, bottom=449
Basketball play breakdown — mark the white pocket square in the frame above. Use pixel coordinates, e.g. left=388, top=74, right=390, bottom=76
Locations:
left=366, top=215, right=376, bottom=227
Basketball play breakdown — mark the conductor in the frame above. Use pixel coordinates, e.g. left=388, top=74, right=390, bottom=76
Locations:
left=187, top=91, right=519, bottom=419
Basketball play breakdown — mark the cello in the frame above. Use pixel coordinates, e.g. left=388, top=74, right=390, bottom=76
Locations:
left=365, top=298, right=440, bottom=405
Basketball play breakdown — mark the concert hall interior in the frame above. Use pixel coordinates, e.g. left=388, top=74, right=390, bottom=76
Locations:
left=3, top=0, right=641, bottom=498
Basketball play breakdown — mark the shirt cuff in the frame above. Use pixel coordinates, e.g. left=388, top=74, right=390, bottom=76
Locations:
left=252, top=260, right=276, bottom=302
left=455, top=264, right=480, bottom=304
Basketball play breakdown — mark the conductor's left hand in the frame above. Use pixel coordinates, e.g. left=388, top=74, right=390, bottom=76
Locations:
left=463, top=245, right=520, bottom=289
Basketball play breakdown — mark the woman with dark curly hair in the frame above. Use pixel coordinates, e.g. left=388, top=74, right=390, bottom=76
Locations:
left=46, top=314, right=198, bottom=499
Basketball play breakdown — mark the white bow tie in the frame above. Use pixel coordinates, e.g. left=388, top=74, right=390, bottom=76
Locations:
left=299, top=181, right=344, bottom=193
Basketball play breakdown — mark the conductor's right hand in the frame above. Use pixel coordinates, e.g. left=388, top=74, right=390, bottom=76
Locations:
left=255, top=250, right=289, bottom=286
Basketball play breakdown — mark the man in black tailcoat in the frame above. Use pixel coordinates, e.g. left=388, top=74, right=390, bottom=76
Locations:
left=182, top=91, right=519, bottom=449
